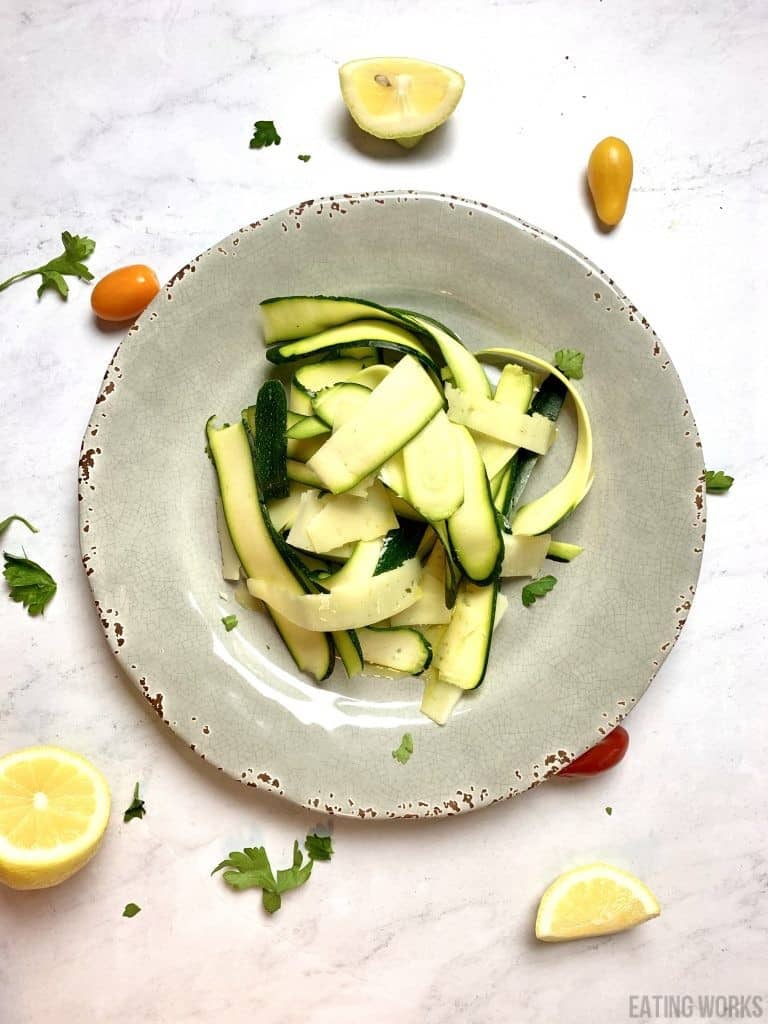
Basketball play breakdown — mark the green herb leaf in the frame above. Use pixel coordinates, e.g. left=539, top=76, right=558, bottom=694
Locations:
left=297, top=154, right=311, bottom=162
left=262, top=890, right=282, bottom=914
left=123, top=782, right=146, bottom=823
left=221, top=614, right=238, bottom=632
left=61, top=231, right=96, bottom=263
left=3, top=553, right=57, bottom=615
left=392, top=732, right=414, bottom=765
left=250, top=121, right=281, bottom=149
left=37, top=269, right=69, bottom=299
left=0, top=231, right=96, bottom=300
left=123, top=903, right=141, bottom=918
left=605, top=806, right=613, bottom=816
left=521, top=574, right=557, bottom=607
left=704, top=469, right=734, bottom=493
left=212, top=846, right=276, bottom=890
left=212, top=841, right=314, bottom=914
left=554, top=348, right=585, bottom=379
left=305, top=833, right=333, bottom=862
left=0, top=515, right=38, bottom=536
left=275, top=840, right=314, bottom=894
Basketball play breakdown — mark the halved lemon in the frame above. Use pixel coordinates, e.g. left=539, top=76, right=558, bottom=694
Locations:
left=339, top=57, right=464, bottom=148
left=535, top=862, right=661, bottom=942
left=0, top=746, right=111, bottom=890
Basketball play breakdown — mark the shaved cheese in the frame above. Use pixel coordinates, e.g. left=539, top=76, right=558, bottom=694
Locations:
left=500, top=534, right=551, bottom=578
left=445, top=384, right=556, bottom=454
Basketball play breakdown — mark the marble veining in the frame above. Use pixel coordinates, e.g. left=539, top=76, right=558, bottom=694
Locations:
left=1, top=1, right=766, bottom=1021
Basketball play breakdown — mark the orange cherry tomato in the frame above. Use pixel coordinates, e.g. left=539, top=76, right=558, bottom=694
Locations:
left=587, top=137, right=633, bottom=227
left=558, top=725, right=629, bottom=778
left=91, top=264, right=160, bottom=322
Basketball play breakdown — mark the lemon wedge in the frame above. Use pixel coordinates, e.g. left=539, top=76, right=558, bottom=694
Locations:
left=535, top=862, right=661, bottom=942
left=339, top=57, right=464, bottom=148
left=0, top=745, right=111, bottom=890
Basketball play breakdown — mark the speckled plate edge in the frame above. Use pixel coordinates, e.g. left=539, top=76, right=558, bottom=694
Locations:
left=78, top=190, right=706, bottom=818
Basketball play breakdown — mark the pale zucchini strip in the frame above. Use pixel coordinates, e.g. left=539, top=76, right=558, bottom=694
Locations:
left=421, top=591, right=509, bottom=723
left=547, top=540, right=584, bottom=562
left=478, top=348, right=593, bottom=536
left=402, top=410, right=464, bottom=521
left=358, top=626, right=432, bottom=674
left=216, top=497, right=241, bottom=581
left=308, top=355, right=444, bottom=494
left=247, top=558, right=423, bottom=631
left=474, top=364, right=535, bottom=479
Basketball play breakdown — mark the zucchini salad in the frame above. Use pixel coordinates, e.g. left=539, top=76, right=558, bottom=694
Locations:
left=207, top=296, right=593, bottom=725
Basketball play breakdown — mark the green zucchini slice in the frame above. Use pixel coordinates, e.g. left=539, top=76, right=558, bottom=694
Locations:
left=206, top=419, right=333, bottom=681
left=358, top=626, right=432, bottom=674
left=308, top=355, right=444, bottom=494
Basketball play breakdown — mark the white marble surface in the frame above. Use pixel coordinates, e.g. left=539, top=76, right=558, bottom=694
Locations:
left=1, top=0, right=766, bottom=1021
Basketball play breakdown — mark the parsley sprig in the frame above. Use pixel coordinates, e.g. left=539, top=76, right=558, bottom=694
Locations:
left=392, top=733, right=414, bottom=764
left=250, top=121, right=281, bottom=149
left=554, top=348, right=585, bottom=379
left=213, top=833, right=333, bottom=914
left=0, top=231, right=96, bottom=300
left=521, top=574, right=558, bottom=607
left=3, top=553, right=57, bottom=615
left=705, top=470, right=734, bottom=493
left=305, top=833, right=333, bottom=861
left=0, top=515, right=38, bottom=536
left=123, top=782, right=146, bottom=823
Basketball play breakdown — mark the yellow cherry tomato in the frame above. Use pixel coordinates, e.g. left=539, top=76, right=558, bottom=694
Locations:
left=91, top=264, right=160, bottom=322
left=587, top=137, right=633, bottom=227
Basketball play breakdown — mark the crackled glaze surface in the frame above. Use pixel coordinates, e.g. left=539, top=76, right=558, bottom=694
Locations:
left=78, top=192, right=703, bottom=817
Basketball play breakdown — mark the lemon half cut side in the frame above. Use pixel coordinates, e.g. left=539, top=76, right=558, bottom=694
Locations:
left=0, top=745, right=111, bottom=890
left=339, top=57, right=465, bottom=148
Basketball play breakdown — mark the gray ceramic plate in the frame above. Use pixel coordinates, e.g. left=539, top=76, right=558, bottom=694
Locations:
left=79, top=191, right=705, bottom=819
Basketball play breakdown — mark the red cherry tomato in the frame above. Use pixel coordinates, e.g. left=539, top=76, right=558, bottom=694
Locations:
left=558, top=725, right=629, bottom=778
left=91, top=264, right=160, bottom=322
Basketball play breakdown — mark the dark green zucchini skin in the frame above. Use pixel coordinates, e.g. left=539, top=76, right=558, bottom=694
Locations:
left=247, top=381, right=290, bottom=500
left=267, top=337, right=441, bottom=379
left=500, top=375, right=567, bottom=520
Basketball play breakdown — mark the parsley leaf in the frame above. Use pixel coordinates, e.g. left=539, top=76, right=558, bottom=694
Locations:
left=3, top=553, right=57, bottom=615
left=705, top=469, right=734, bottom=493
left=521, top=574, right=558, bottom=607
left=263, top=891, right=282, bottom=913
left=122, top=903, right=141, bottom=918
left=297, top=154, right=311, bottom=162
left=250, top=121, right=281, bottom=149
left=305, top=833, right=333, bottom=861
left=123, top=782, right=146, bottom=823
left=212, top=840, right=313, bottom=914
left=212, top=847, right=276, bottom=890
left=392, top=732, right=414, bottom=764
left=221, top=614, right=238, bottom=631
left=273, top=841, right=314, bottom=904
left=554, top=348, right=585, bottom=379
left=0, top=515, right=38, bottom=536
left=0, top=231, right=96, bottom=300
